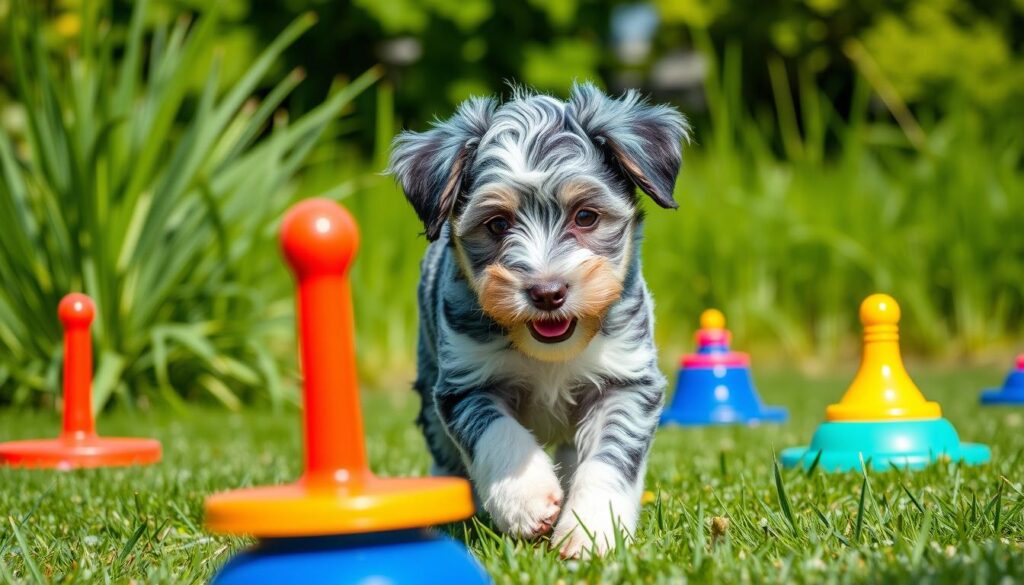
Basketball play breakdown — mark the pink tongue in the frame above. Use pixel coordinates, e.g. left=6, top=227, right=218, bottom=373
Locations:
left=532, top=318, right=571, bottom=338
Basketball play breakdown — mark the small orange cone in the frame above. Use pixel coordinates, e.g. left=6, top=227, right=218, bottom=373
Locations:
left=0, top=294, right=161, bottom=469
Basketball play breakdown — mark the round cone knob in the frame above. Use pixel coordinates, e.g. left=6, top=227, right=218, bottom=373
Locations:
left=859, top=293, right=899, bottom=327
left=700, top=309, right=725, bottom=330
left=691, top=308, right=732, bottom=356
left=281, top=199, right=359, bottom=279
left=826, top=294, right=940, bottom=421
left=58, top=293, right=95, bottom=328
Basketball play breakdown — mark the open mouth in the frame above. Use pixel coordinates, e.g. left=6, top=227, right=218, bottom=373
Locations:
left=528, top=317, right=577, bottom=344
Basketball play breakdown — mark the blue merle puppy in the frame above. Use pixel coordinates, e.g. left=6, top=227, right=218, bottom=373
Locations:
left=388, top=82, right=688, bottom=558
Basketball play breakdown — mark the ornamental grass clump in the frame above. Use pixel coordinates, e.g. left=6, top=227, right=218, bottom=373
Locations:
left=0, top=1, right=379, bottom=408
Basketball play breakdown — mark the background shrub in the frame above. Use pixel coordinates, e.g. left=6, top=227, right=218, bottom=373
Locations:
left=0, top=1, right=378, bottom=407
left=0, top=0, right=1021, bottom=406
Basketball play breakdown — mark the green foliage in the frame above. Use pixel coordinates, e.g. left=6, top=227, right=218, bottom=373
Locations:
left=0, top=1, right=380, bottom=408
left=0, top=0, right=1020, bottom=400
left=862, top=0, right=1023, bottom=107
left=655, top=0, right=726, bottom=28
left=522, top=39, right=602, bottom=92
left=353, top=0, right=494, bottom=34
left=655, top=0, right=1024, bottom=120
left=196, top=0, right=614, bottom=124
left=220, top=0, right=1024, bottom=130
left=9, top=1, right=1024, bottom=138
left=327, top=42, right=1023, bottom=377
left=637, top=41, right=1024, bottom=361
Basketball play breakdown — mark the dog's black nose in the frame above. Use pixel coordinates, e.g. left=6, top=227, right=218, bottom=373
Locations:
left=527, top=282, right=568, bottom=311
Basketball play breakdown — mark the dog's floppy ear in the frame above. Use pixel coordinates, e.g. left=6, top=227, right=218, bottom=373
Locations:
left=388, top=96, right=496, bottom=240
left=568, top=82, right=689, bottom=209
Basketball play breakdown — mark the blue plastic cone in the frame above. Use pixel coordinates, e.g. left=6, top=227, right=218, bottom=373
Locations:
left=980, top=355, right=1024, bottom=405
left=660, top=310, right=787, bottom=427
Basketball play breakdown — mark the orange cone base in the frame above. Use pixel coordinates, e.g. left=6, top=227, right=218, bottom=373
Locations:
left=0, top=436, right=162, bottom=470
left=205, top=474, right=475, bottom=537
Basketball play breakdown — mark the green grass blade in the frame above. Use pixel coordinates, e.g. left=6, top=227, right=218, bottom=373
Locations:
left=116, top=522, right=149, bottom=568
left=8, top=517, right=45, bottom=585
left=901, top=483, right=925, bottom=514
left=992, top=479, right=1004, bottom=535
left=910, top=509, right=933, bottom=567
left=854, top=476, right=867, bottom=543
left=772, top=454, right=800, bottom=537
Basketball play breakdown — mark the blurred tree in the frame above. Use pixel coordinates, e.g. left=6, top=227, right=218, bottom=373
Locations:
left=862, top=0, right=1022, bottom=107
left=238, top=0, right=1024, bottom=149
left=4, top=0, right=1023, bottom=156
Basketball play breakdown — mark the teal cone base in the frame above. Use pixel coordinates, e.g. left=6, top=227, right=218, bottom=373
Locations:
left=781, top=418, right=990, bottom=472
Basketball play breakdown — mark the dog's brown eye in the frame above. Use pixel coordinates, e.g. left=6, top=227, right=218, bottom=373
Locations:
left=574, top=209, right=599, bottom=228
left=486, top=217, right=511, bottom=236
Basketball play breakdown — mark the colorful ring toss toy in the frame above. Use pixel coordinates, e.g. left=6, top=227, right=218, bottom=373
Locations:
left=781, top=294, right=990, bottom=472
left=204, top=199, right=490, bottom=585
left=660, top=309, right=787, bottom=426
left=0, top=293, right=162, bottom=469
left=980, top=355, right=1024, bottom=405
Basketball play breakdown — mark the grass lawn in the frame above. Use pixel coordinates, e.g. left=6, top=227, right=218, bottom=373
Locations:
left=1, top=367, right=1022, bottom=584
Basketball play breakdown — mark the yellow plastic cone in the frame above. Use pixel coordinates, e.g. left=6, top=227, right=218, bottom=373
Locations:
left=825, top=294, right=941, bottom=421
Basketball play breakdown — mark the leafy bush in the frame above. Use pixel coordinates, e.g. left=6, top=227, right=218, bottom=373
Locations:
left=190, top=0, right=1024, bottom=135
left=642, top=51, right=1024, bottom=363
left=0, top=1, right=379, bottom=408
left=1, top=0, right=1019, bottom=405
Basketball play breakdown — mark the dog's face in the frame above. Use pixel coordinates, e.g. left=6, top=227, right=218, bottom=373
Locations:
left=390, top=83, right=688, bottom=362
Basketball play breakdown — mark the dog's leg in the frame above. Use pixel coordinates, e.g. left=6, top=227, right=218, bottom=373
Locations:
left=553, top=382, right=662, bottom=558
left=554, top=443, right=578, bottom=495
left=435, top=389, right=562, bottom=539
left=417, top=379, right=469, bottom=478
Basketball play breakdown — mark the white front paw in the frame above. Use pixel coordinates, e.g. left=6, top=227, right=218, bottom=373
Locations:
left=480, top=448, right=563, bottom=539
left=553, top=467, right=640, bottom=558
left=470, top=418, right=563, bottom=539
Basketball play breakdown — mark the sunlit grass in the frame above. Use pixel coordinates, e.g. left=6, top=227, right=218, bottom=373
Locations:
left=0, top=368, right=1021, bottom=583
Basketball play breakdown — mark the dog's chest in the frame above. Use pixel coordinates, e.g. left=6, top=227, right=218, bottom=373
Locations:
left=497, top=358, right=595, bottom=445
left=486, top=327, right=655, bottom=445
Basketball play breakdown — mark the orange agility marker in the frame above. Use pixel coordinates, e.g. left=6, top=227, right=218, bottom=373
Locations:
left=205, top=199, right=488, bottom=584
left=0, top=293, right=162, bottom=469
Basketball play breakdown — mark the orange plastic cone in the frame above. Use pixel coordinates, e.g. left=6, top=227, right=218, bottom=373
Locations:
left=0, top=293, right=162, bottom=469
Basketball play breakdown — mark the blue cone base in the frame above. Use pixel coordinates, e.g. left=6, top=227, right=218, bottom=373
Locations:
left=780, top=418, right=991, bottom=472
left=981, top=389, right=1024, bottom=404
left=980, top=370, right=1024, bottom=405
left=212, top=529, right=490, bottom=585
left=660, top=366, right=788, bottom=427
